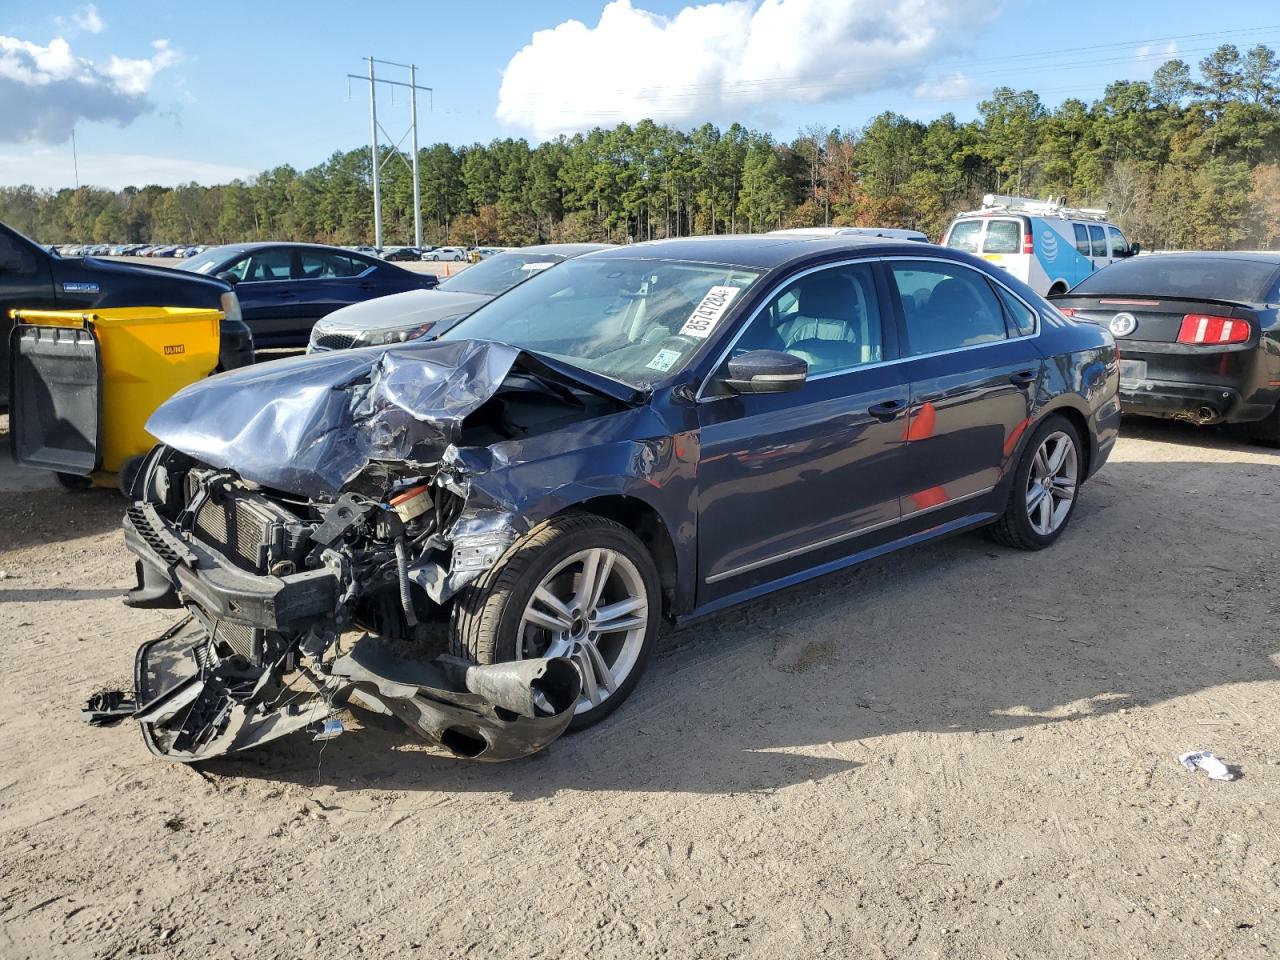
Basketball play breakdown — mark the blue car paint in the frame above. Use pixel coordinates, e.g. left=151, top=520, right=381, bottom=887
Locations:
left=149, top=236, right=1120, bottom=624
left=438, top=239, right=1120, bottom=621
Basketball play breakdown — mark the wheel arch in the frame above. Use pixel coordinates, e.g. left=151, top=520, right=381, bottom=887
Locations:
left=1031, top=401, right=1093, bottom=480
left=563, top=495, right=680, bottom=620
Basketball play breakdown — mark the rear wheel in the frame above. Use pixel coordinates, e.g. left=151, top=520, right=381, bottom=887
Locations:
left=989, top=415, right=1083, bottom=550
left=1245, top=404, right=1280, bottom=448
left=450, top=513, right=660, bottom=731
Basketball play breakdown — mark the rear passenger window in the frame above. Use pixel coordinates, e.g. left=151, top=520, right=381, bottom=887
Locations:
left=890, top=262, right=1009, bottom=356
left=982, top=220, right=1021, bottom=254
left=299, top=251, right=365, bottom=278
left=945, top=220, right=982, bottom=253
left=1088, top=225, right=1107, bottom=258
left=993, top=284, right=1037, bottom=336
left=1073, top=223, right=1090, bottom=255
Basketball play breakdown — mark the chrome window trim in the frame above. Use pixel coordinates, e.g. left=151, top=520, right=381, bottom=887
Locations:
left=696, top=254, right=1043, bottom=402
left=705, top=484, right=997, bottom=584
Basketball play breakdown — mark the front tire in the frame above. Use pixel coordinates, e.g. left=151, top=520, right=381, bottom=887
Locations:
left=989, top=415, right=1083, bottom=550
left=450, top=513, right=660, bottom=731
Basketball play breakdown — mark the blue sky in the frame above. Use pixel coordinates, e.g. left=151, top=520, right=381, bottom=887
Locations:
left=0, top=0, right=1277, bottom=190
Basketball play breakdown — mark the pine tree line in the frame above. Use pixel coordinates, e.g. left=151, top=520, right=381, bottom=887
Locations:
left=3, top=45, right=1279, bottom=250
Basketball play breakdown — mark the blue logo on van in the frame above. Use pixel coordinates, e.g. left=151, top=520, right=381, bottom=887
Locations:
left=1039, top=228, right=1060, bottom=262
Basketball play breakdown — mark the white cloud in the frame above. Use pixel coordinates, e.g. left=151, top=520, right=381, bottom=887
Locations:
left=0, top=147, right=255, bottom=190
left=912, top=71, right=985, bottom=101
left=73, top=5, right=106, bottom=34
left=1135, top=40, right=1178, bottom=63
left=0, top=32, right=180, bottom=143
left=497, top=0, right=1000, bottom=137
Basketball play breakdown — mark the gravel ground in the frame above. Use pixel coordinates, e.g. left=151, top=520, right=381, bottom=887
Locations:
left=0, top=418, right=1277, bottom=959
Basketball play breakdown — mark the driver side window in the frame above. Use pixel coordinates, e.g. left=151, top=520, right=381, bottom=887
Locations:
left=730, top=263, right=884, bottom=377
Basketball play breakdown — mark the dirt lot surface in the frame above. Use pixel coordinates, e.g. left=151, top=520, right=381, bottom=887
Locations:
left=1, top=418, right=1277, bottom=959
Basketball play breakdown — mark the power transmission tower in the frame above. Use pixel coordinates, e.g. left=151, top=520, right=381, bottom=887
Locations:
left=347, top=57, right=432, bottom=249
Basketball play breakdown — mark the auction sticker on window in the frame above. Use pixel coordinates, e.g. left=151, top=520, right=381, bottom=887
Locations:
left=646, top=347, right=682, bottom=372
left=679, top=285, right=741, bottom=339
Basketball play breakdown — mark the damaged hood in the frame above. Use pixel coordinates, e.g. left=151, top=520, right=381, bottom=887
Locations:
left=146, top=338, right=641, bottom=498
left=147, top=339, right=521, bottom=497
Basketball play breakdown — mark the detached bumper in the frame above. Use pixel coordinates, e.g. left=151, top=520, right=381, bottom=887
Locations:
left=122, top=502, right=337, bottom=629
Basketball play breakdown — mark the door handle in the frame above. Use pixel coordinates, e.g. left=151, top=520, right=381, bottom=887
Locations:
left=868, top=399, right=903, bottom=421
left=1009, top=369, right=1037, bottom=388
left=276, top=291, right=296, bottom=298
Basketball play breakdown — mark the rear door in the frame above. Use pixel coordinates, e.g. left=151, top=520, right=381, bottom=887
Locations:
left=295, top=250, right=382, bottom=332
left=979, top=217, right=1032, bottom=287
left=886, top=258, right=1044, bottom=518
left=1086, top=224, right=1112, bottom=272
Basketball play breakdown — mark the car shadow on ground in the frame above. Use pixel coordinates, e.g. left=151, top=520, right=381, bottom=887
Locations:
left=205, top=440, right=1280, bottom=799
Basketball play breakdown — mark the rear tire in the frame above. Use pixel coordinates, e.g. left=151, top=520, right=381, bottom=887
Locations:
left=1245, top=405, right=1280, bottom=448
left=449, top=513, right=660, bottom=731
left=989, top=415, right=1083, bottom=550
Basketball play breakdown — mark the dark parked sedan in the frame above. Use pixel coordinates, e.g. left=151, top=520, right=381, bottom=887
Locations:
left=105, top=235, right=1119, bottom=764
left=1053, top=252, right=1280, bottom=445
left=178, top=242, right=438, bottom=347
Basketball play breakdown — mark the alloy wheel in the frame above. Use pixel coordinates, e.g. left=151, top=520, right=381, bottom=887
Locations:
left=516, top=548, right=648, bottom=714
left=1026, top=430, right=1078, bottom=536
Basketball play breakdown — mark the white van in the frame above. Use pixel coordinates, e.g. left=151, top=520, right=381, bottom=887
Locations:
left=941, top=195, right=1138, bottom=296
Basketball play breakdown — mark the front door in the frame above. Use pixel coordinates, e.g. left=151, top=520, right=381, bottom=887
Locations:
left=696, top=260, right=909, bottom=602
left=225, top=246, right=300, bottom=345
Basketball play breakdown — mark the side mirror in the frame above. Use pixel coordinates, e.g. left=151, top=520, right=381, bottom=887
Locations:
left=723, top=350, right=807, bottom=394
left=1127, top=242, right=1141, bottom=257
left=215, top=271, right=239, bottom=285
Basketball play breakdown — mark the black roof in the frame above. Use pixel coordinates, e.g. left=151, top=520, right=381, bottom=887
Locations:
left=583, top=233, right=946, bottom=270
left=202, top=241, right=374, bottom=257
left=1129, top=251, right=1280, bottom=265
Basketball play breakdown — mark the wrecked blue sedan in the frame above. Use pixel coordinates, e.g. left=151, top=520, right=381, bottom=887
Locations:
left=107, top=235, right=1120, bottom=762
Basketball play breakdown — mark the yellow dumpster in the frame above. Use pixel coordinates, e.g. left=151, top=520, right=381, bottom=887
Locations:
left=9, top=307, right=223, bottom=491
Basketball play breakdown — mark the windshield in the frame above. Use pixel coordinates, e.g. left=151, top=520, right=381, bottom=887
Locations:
left=177, top=247, right=233, bottom=275
left=1070, top=256, right=1280, bottom=303
left=439, top=251, right=566, bottom=296
left=439, top=257, right=762, bottom=387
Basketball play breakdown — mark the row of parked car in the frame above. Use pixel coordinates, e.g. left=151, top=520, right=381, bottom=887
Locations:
left=52, top=241, right=496, bottom=263
left=54, top=243, right=210, bottom=258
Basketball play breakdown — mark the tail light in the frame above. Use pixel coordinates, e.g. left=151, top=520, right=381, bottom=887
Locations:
left=1057, top=307, right=1076, bottom=316
left=1022, top=232, right=1034, bottom=254
left=1177, top=314, right=1249, bottom=345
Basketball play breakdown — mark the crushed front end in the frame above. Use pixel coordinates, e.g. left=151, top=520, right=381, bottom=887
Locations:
left=113, top=447, right=580, bottom=762
left=92, top=339, right=621, bottom=763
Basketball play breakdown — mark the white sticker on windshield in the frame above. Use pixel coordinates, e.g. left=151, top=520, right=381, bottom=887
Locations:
left=519, top=262, right=556, bottom=273
left=679, top=285, right=741, bottom=339
left=645, top=347, right=682, bottom=373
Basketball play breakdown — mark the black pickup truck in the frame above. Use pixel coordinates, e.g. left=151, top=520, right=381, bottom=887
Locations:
left=1, top=222, right=254, bottom=405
